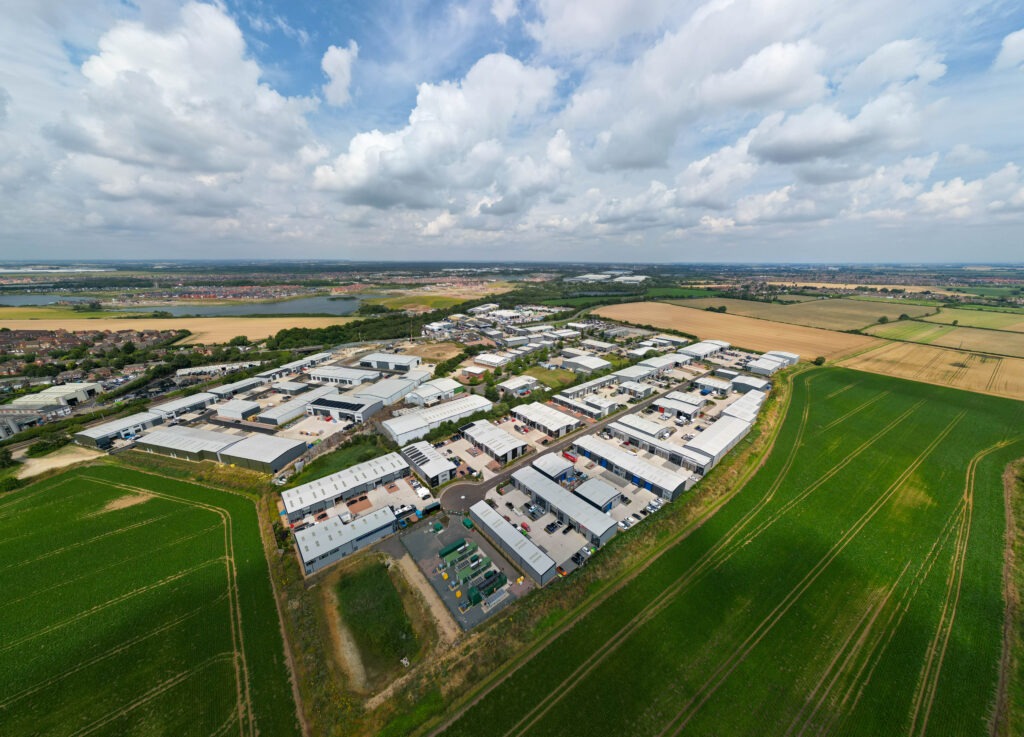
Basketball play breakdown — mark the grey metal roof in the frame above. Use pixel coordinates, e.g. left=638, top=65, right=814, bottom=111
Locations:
left=401, top=441, right=456, bottom=480
left=683, top=415, right=751, bottom=460
left=463, top=420, right=526, bottom=457
left=295, top=507, right=397, bottom=564
left=573, top=435, right=690, bottom=493
left=281, top=452, right=409, bottom=514
left=219, top=434, right=306, bottom=463
left=137, top=425, right=240, bottom=454
left=150, top=392, right=217, bottom=416
left=257, top=385, right=335, bottom=422
left=470, top=501, right=555, bottom=579
left=532, top=453, right=574, bottom=478
left=512, top=467, right=616, bottom=537
left=77, top=411, right=162, bottom=439
left=574, top=478, right=619, bottom=508
left=513, top=402, right=579, bottom=432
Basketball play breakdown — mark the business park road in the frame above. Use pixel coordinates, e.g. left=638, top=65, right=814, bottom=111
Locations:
left=437, top=375, right=705, bottom=514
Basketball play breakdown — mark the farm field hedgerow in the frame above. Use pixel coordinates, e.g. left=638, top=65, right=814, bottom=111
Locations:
left=923, top=307, right=1024, bottom=333
left=0, top=465, right=299, bottom=737
left=435, top=367, right=1023, bottom=737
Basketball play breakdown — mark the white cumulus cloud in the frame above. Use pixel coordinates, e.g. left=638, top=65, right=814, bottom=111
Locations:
left=322, top=41, right=359, bottom=107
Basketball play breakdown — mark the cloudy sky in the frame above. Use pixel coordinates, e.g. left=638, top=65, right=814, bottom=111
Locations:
left=1, top=0, right=1023, bottom=262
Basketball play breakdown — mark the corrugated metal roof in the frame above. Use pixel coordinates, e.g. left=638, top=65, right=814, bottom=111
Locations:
left=463, top=421, right=526, bottom=457
left=470, top=501, right=555, bottom=579
left=513, top=467, right=616, bottom=537
left=573, top=435, right=690, bottom=493
left=295, top=507, right=396, bottom=564
left=281, top=452, right=409, bottom=514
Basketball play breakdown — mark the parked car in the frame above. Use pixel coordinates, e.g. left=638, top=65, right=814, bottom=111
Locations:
left=631, top=513, right=643, bottom=523
left=562, top=524, right=574, bottom=535
left=520, top=522, right=531, bottom=532
left=505, top=501, right=515, bottom=510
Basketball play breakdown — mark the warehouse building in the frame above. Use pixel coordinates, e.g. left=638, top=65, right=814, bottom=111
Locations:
left=560, top=375, right=616, bottom=399
left=513, top=402, right=581, bottom=437
left=552, top=393, right=619, bottom=419
left=406, top=378, right=461, bottom=406
left=653, top=393, right=705, bottom=420
left=618, top=380, right=654, bottom=398
left=681, top=415, right=752, bottom=473
left=11, top=382, right=101, bottom=409
left=763, top=351, right=799, bottom=367
left=219, top=435, right=306, bottom=473
left=580, top=339, right=616, bottom=353
left=75, top=411, right=163, bottom=449
left=281, top=452, right=409, bottom=522
left=497, top=375, right=540, bottom=397
left=381, top=394, right=493, bottom=446
left=746, top=357, right=785, bottom=376
left=217, top=399, right=261, bottom=422
left=653, top=334, right=690, bottom=347
left=256, top=385, right=336, bottom=426
left=694, top=376, right=732, bottom=396
left=572, top=435, right=692, bottom=500
left=307, top=365, right=380, bottom=386
left=511, top=467, right=617, bottom=547
left=626, top=346, right=659, bottom=360
left=715, top=368, right=740, bottom=381
left=613, top=365, right=656, bottom=383
left=358, top=352, right=422, bottom=373
left=272, top=381, right=310, bottom=396
left=461, top=420, right=527, bottom=464
left=615, top=414, right=673, bottom=440
left=210, top=377, right=268, bottom=399
left=401, top=441, right=457, bottom=487
left=562, top=355, right=612, bottom=374
left=722, top=390, right=767, bottom=424
left=295, top=507, right=397, bottom=575
left=606, top=420, right=688, bottom=466
left=532, top=453, right=574, bottom=482
left=470, top=501, right=557, bottom=584
left=733, top=375, right=772, bottom=393
left=681, top=341, right=728, bottom=360
left=638, top=355, right=679, bottom=375
left=351, top=377, right=420, bottom=406
left=474, top=353, right=511, bottom=368
left=150, top=392, right=217, bottom=420
left=135, top=425, right=241, bottom=462
left=574, top=478, right=620, bottom=513
left=0, top=412, right=42, bottom=440
left=306, top=393, right=382, bottom=424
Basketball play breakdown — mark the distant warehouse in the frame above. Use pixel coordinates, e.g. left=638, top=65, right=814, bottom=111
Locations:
left=381, top=394, right=493, bottom=446
left=135, top=425, right=242, bottom=462
left=256, top=385, right=336, bottom=426
left=358, top=352, right=422, bottom=373
left=217, top=434, right=307, bottom=474
left=470, top=501, right=556, bottom=585
left=306, top=365, right=380, bottom=386
left=150, top=392, right=217, bottom=420
left=75, top=411, right=163, bottom=449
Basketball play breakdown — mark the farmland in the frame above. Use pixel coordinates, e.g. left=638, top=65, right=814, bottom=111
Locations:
left=865, top=321, right=1024, bottom=359
left=765, top=281, right=961, bottom=296
left=594, top=302, right=881, bottom=360
left=667, top=297, right=935, bottom=330
left=0, top=316, right=354, bottom=344
left=924, top=307, right=1024, bottom=333
left=842, top=342, right=1024, bottom=402
left=434, top=368, right=1024, bottom=737
left=0, top=465, right=299, bottom=737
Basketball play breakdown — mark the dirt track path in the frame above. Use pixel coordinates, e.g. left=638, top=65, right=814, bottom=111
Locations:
left=396, top=553, right=460, bottom=645
left=323, top=585, right=369, bottom=694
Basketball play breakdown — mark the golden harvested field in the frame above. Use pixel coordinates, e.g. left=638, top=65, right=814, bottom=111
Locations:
left=595, top=302, right=882, bottom=360
left=840, top=341, right=1024, bottom=402
left=0, top=316, right=354, bottom=344
left=765, top=281, right=960, bottom=295
left=865, top=320, right=1024, bottom=358
left=670, top=297, right=935, bottom=330
left=923, top=306, right=1024, bottom=332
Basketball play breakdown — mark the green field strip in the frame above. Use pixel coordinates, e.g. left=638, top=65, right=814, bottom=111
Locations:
left=0, top=520, right=223, bottom=613
left=0, top=476, right=82, bottom=519
left=0, top=591, right=231, bottom=711
left=75, top=466, right=302, bottom=737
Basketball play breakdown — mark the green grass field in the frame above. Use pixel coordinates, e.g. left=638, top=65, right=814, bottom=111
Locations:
left=863, top=320, right=958, bottom=343
left=336, top=558, right=420, bottom=687
left=524, top=366, right=575, bottom=390
left=924, top=307, right=1024, bottom=333
left=0, top=465, right=299, bottom=737
left=436, top=367, right=1023, bottom=737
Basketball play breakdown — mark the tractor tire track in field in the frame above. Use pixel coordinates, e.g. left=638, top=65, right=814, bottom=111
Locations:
left=907, top=441, right=1012, bottom=737
left=487, top=377, right=819, bottom=737
left=0, top=511, right=181, bottom=574
left=67, top=652, right=234, bottom=737
left=499, top=385, right=921, bottom=737
left=0, top=557, right=225, bottom=654
left=0, top=477, right=82, bottom=520
left=89, top=475, right=255, bottom=737
left=819, top=478, right=979, bottom=737
left=815, top=391, right=890, bottom=434
left=991, top=460, right=1022, bottom=737
left=424, top=368, right=818, bottom=737
left=0, top=591, right=230, bottom=711
left=985, top=358, right=1004, bottom=393
left=655, top=412, right=965, bottom=737
left=0, top=522, right=222, bottom=612
left=824, top=381, right=860, bottom=400
left=783, top=564, right=911, bottom=737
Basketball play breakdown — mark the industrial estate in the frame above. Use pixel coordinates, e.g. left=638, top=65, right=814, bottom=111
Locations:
left=1, top=262, right=1023, bottom=737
